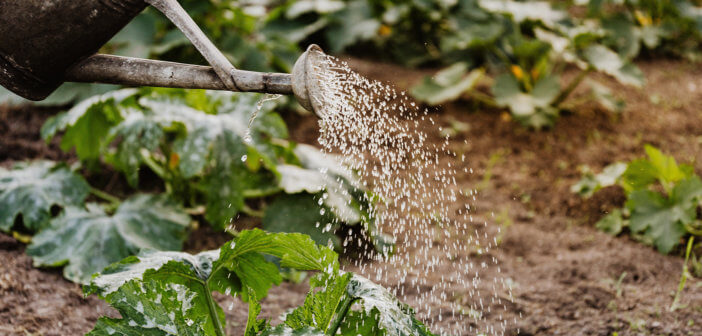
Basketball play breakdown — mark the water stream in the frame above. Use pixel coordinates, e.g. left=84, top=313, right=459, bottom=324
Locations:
left=309, top=55, right=516, bottom=335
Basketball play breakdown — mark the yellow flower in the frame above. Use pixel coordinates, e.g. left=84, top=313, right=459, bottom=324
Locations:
left=378, top=24, right=392, bottom=37
left=510, top=65, right=524, bottom=80
left=168, top=152, right=180, bottom=170
left=634, top=10, right=652, bottom=27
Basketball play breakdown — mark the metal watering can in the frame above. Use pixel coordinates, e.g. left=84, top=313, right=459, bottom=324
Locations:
left=0, top=0, right=327, bottom=115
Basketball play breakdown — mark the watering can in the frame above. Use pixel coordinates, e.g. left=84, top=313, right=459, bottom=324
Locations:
left=0, top=0, right=327, bottom=115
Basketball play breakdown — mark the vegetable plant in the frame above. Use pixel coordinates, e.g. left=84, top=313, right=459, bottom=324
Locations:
left=572, top=145, right=702, bottom=254
left=1, top=88, right=388, bottom=284
left=410, top=0, right=642, bottom=129
left=580, top=0, right=702, bottom=61
left=85, top=229, right=435, bottom=336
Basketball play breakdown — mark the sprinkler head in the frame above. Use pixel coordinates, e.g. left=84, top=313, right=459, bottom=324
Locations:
left=292, top=44, right=328, bottom=118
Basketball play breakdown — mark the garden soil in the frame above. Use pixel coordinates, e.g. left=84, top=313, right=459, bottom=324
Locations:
left=1, top=59, right=701, bottom=336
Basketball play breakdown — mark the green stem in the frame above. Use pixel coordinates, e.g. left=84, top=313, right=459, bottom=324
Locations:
left=140, top=150, right=169, bottom=180
left=554, top=68, right=592, bottom=107
left=670, top=236, right=694, bottom=312
left=243, top=187, right=283, bottom=199
left=327, top=296, right=356, bottom=335
left=140, top=150, right=174, bottom=194
left=204, top=282, right=227, bottom=336
left=90, top=187, right=121, bottom=205
left=466, top=90, right=499, bottom=108
left=241, top=204, right=264, bottom=218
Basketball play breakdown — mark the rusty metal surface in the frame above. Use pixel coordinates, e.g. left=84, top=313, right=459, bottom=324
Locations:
left=0, top=0, right=146, bottom=100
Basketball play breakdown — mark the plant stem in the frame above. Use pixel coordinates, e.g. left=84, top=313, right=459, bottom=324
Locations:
left=241, top=204, right=264, bottom=218
left=670, top=236, right=694, bottom=312
left=466, top=90, right=499, bottom=108
left=327, top=295, right=356, bottom=335
left=204, top=282, right=227, bottom=336
left=140, top=150, right=168, bottom=179
left=554, top=68, right=592, bottom=107
left=90, top=187, right=121, bottom=205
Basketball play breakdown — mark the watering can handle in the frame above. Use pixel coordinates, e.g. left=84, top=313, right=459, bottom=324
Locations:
left=66, top=0, right=293, bottom=94
left=145, top=0, right=239, bottom=91
left=0, top=0, right=296, bottom=100
left=66, top=54, right=293, bottom=94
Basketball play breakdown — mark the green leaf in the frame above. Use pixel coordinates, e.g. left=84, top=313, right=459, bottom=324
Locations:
left=582, top=45, right=645, bottom=87
left=571, top=162, right=627, bottom=198
left=263, top=193, right=340, bottom=248
left=492, top=74, right=561, bottom=129
left=286, top=272, right=354, bottom=333
left=86, top=250, right=223, bottom=336
left=595, top=208, right=625, bottom=236
left=41, top=89, right=139, bottom=161
left=0, top=161, right=89, bottom=232
left=620, top=145, right=694, bottom=192
left=244, top=287, right=269, bottom=336
left=344, top=275, right=436, bottom=336
left=27, top=194, right=190, bottom=283
left=107, top=109, right=165, bottom=187
left=588, top=80, right=625, bottom=113
left=325, top=1, right=381, bottom=52
left=284, top=273, right=436, bottom=336
left=85, top=229, right=340, bottom=335
left=87, top=279, right=213, bottom=336
left=626, top=177, right=702, bottom=253
left=339, top=309, right=386, bottom=336
left=211, top=229, right=340, bottom=301
left=411, top=64, right=483, bottom=105
left=478, top=0, right=566, bottom=27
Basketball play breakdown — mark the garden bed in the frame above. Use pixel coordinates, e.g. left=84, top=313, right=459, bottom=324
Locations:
left=1, top=58, right=701, bottom=336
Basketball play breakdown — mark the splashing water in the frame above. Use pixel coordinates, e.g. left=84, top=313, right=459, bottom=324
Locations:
left=309, top=55, right=516, bottom=335
left=244, top=93, right=283, bottom=144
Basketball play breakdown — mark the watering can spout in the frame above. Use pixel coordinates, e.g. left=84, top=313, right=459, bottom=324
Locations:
left=0, top=0, right=328, bottom=117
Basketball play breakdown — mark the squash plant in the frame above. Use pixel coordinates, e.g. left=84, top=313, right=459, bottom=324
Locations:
left=85, top=229, right=435, bottom=336
left=1, top=88, right=388, bottom=284
left=580, top=0, right=702, bottom=60
left=411, top=0, right=642, bottom=129
left=572, top=145, right=702, bottom=254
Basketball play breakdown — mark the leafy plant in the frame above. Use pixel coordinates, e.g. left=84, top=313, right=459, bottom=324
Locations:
left=582, top=0, right=702, bottom=60
left=0, top=87, right=389, bottom=284
left=573, top=145, right=702, bottom=254
left=571, top=162, right=628, bottom=198
left=41, top=88, right=380, bottom=243
left=27, top=194, right=190, bottom=283
left=0, top=161, right=89, bottom=232
left=406, top=0, right=641, bottom=129
left=84, top=229, right=435, bottom=336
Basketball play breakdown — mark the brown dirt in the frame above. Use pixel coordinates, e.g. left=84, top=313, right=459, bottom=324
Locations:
left=2, top=57, right=702, bottom=336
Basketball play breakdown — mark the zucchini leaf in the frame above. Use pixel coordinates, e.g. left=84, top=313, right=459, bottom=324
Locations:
left=0, top=161, right=89, bottom=232
left=626, top=176, right=702, bottom=254
left=27, top=194, right=190, bottom=283
left=84, top=229, right=339, bottom=335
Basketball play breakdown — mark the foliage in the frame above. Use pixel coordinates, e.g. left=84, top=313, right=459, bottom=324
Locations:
left=0, top=87, right=388, bottom=284
left=573, top=145, right=702, bottom=254
left=41, top=88, right=378, bottom=243
left=403, top=0, right=643, bottom=128
left=0, top=161, right=89, bottom=232
left=27, top=194, right=190, bottom=284
left=84, top=229, right=435, bottom=336
left=571, top=162, right=627, bottom=198
left=410, top=63, right=483, bottom=106
left=581, top=0, right=702, bottom=60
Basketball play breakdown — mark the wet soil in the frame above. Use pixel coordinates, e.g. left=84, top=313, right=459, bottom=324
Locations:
left=2, top=58, right=702, bottom=335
